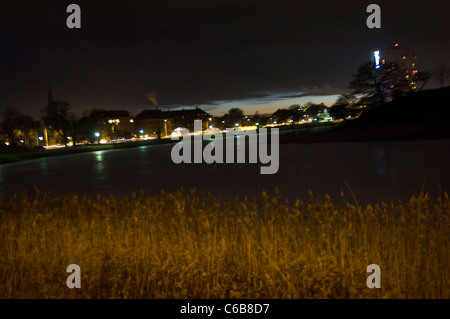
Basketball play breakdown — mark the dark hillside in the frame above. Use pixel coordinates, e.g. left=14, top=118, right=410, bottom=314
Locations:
left=280, top=86, right=450, bottom=143
left=343, top=86, right=450, bottom=129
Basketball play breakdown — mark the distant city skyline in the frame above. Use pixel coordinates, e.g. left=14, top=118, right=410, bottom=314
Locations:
left=2, top=0, right=450, bottom=118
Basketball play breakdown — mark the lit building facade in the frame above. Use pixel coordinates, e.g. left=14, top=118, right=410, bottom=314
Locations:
left=375, top=43, right=418, bottom=91
left=134, top=108, right=212, bottom=138
left=89, top=110, right=135, bottom=140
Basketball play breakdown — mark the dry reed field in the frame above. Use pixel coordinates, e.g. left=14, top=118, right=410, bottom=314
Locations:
left=0, top=188, right=449, bottom=298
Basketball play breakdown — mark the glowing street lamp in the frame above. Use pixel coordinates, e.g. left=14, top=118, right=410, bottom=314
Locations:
left=94, top=132, right=100, bottom=144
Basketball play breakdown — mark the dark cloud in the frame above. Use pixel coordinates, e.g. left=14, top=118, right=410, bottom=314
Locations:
left=1, top=0, right=450, bottom=117
left=278, top=85, right=346, bottom=99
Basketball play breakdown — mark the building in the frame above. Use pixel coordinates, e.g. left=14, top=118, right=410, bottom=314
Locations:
left=384, top=44, right=418, bottom=90
left=89, top=110, right=135, bottom=141
left=134, top=108, right=212, bottom=138
left=134, top=109, right=172, bottom=138
left=375, top=43, right=418, bottom=91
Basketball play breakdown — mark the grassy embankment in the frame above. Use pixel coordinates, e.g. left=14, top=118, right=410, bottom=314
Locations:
left=1, top=189, right=449, bottom=298
left=0, top=139, right=176, bottom=165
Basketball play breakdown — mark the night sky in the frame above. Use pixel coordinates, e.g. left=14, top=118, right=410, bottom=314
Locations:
left=2, top=0, right=450, bottom=118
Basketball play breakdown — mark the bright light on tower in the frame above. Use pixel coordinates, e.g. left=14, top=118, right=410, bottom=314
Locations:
left=374, top=51, right=380, bottom=69
left=94, top=132, right=100, bottom=137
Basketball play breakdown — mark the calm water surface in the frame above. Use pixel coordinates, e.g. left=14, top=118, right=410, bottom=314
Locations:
left=1, top=139, right=450, bottom=205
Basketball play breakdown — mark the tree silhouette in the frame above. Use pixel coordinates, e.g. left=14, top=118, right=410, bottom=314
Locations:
left=413, top=71, right=431, bottom=91
left=329, top=95, right=352, bottom=120
left=223, top=108, right=244, bottom=127
left=1, top=108, right=35, bottom=146
left=250, top=111, right=262, bottom=125
left=271, top=108, right=291, bottom=123
left=43, top=101, right=72, bottom=146
left=349, top=62, right=408, bottom=106
left=305, top=103, right=326, bottom=118
left=434, top=64, right=450, bottom=88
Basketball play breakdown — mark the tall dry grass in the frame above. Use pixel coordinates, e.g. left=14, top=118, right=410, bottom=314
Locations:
left=0, top=188, right=449, bottom=298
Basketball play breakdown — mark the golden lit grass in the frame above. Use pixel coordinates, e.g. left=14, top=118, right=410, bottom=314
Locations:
left=0, top=188, right=449, bottom=298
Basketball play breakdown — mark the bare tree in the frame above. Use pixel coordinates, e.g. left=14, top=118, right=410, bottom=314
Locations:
left=1, top=108, right=35, bottom=146
left=43, top=101, right=72, bottom=146
left=1, top=108, right=20, bottom=144
left=435, top=64, right=450, bottom=88
left=413, top=71, right=431, bottom=91
left=349, top=62, right=408, bottom=106
left=222, top=108, right=245, bottom=127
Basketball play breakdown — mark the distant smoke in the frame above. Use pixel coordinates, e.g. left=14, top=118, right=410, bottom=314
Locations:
left=145, top=92, right=158, bottom=106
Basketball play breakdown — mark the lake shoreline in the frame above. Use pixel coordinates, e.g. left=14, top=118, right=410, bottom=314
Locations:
left=0, top=138, right=177, bottom=165
left=3, top=122, right=450, bottom=165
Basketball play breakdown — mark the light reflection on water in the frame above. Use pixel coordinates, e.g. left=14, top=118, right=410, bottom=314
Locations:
left=38, top=160, right=48, bottom=177
left=372, top=145, right=387, bottom=176
left=0, top=139, right=449, bottom=205
left=370, top=144, right=400, bottom=181
left=95, top=151, right=105, bottom=181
